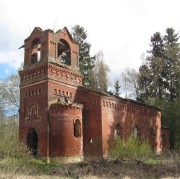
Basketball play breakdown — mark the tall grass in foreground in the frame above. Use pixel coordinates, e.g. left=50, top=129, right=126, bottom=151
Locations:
left=0, top=118, right=32, bottom=159
left=0, top=118, right=35, bottom=177
left=110, top=136, right=153, bottom=161
left=1, top=118, right=180, bottom=178
left=0, top=118, right=64, bottom=178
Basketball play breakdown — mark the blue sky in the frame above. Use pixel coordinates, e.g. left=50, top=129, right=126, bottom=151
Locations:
left=1, top=0, right=180, bottom=83
left=0, top=64, right=17, bottom=79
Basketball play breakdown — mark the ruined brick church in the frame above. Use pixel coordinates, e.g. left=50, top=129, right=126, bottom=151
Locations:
left=19, top=27, right=166, bottom=162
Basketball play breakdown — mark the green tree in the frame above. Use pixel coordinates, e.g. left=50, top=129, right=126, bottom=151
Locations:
left=138, top=28, right=180, bottom=103
left=138, top=32, right=166, bottom=102
left=89, top=51, right=110, bottom=92
left=163, top=28, right=180, bottom=100
left=138, top=28, right=180, bottom=148
left=71, top=25, right=95, bottom=87
left=148, top=32, right=164, bottom=58
left=114, top=79, right=121, bottom=96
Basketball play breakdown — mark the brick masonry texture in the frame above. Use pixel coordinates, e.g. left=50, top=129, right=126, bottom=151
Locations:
left=19, top=27, right=168, bottom=162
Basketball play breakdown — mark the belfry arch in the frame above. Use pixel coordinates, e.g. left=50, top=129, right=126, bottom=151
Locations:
left=31, top=38, right=41, bottom=64
left=58, top=39, right=71, bottom=65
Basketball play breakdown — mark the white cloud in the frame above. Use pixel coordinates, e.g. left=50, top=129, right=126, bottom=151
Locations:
left=0, top=50, right=23, bottom=69
left=1, top=0, right=180, bottom=82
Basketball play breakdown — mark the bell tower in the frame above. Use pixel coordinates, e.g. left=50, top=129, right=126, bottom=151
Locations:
left=19, top=27, right=83, bottom=160
left=23, top=27, right=80, bottom=69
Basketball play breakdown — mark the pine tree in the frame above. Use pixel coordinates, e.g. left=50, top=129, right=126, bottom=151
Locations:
left=138, top=28, right=180, bottom=103
left=71, top=25, right=95, bottom=87
left=163, top=28, right=180, bottom=100
left=138, top=32, right=166, bottom=102
left=114, top=80, right=121, bottom=96
left=138, top=28, right=180, bottom=148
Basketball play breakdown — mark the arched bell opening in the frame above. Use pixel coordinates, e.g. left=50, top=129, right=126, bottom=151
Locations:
left=58, top=39, right=71, bottom=65
left=31, top=38, right=41, bottom=64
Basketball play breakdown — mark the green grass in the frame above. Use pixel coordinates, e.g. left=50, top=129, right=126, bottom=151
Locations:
left=144, top=157, right=162, bottom=165
left=30, top=158, right=63, bottom=171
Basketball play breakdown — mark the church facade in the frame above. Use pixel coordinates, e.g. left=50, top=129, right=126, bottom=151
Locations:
left=19, top=27, right=164, bottom=162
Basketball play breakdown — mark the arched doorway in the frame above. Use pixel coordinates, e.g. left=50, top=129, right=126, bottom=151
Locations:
left=26, top=128, right=38, bottom=156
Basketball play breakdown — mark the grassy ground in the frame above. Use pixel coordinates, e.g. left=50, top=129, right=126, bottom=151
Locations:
left=0, top=155, right=180, bottom=179
left=0, top=123, right=179, bottom=178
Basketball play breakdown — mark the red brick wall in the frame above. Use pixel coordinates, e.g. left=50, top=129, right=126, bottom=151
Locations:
left=19, top=80, right=49, bottom=157
left=74, top=88, right=103, bottom=158
left=101, top=96, right=162, bottom=155
left=49, top=105, right=83, bottom=157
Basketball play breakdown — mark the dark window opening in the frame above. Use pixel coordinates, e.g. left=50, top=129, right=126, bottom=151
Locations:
left=89, top=137, right=93, bottom=144
left=134, top=126, right=141, bottom=139
left=31, top=53, right=37, bottom=64
left=150, top=127, right=155, bottom=140
left=114, top=123, right=123, bottom=139
left=26, top=128, right=38, bottom=156
left=58, top=39, right=71, bottom=65
left=74, top=119, right=81, bottom=138
left=162, top=134, right=166, bottom=145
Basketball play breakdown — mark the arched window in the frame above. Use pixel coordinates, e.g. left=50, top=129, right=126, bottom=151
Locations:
left=114, top=123, right=123, bottom=139
left=74, top=119, right=81, bottom=138
left=31, top=38, right=41, bottom=64
left=58, top=39, right=71, bottom=65
left=133, top=125, right=141, bottom=139
left=29, top=105, right=38, bottom=116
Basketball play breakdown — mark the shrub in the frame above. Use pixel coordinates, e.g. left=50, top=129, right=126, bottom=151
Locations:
left=110, top=136, right=153, bottom=161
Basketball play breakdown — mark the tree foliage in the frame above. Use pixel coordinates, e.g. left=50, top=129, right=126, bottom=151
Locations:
left=71, top=25, right=96, bottom=87
left=138, top=27, right=180, bottom=148
left=114, top=79, right=121, bottom=96
left=138, top=28, right=180, bottom=103
left=89, top=51, right=110, bottom=92
left=0, top=74, right=20, bottom=117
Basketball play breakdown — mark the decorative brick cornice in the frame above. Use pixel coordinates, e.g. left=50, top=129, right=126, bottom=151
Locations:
left=19, top=62, right=83, bottom=87
left=48, top=63, right=82, bottom=86
left=50, top=102, right=83, bottom=110
left=102, top=97, right=157, bottom=116
left=19, top=62, right=48, bottom=86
